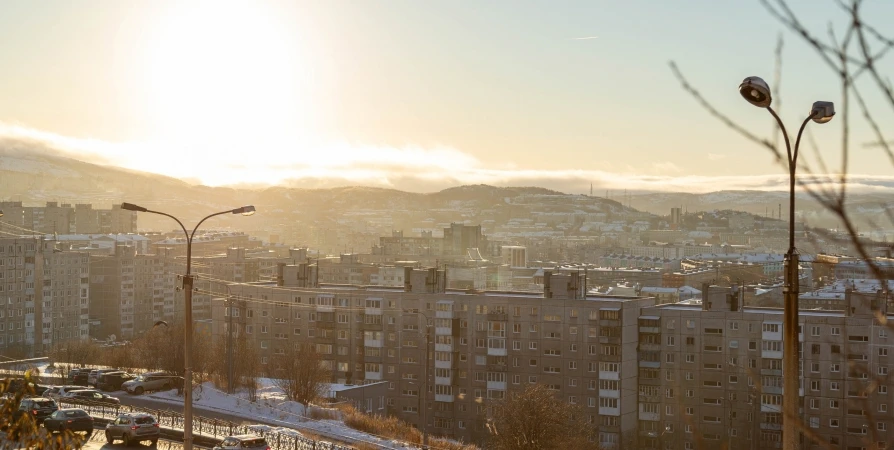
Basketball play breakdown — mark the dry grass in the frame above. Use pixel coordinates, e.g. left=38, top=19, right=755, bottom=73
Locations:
left=308, top=407, right=340, bottom=420
left=338, top=405, right=479, bottom=450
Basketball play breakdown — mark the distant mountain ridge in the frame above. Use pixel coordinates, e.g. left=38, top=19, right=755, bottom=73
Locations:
left=1, top=145, right=886, bottom=231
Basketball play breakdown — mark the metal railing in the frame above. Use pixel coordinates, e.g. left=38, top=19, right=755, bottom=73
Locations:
left=56, top=398, right=354, bottom=450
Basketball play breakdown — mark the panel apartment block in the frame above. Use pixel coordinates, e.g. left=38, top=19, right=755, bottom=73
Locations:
left=211, top=268, right=654, bottom=447
left=0, top=237, right=89, bottom=357
left=638, top=286, right=893, bottom=450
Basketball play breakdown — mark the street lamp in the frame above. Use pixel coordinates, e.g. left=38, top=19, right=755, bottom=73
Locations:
left=121, top=202, right=256, bottom=450
left=403, top=308, right=432, bottom=449
left=738, top=76, right=834, bottom=450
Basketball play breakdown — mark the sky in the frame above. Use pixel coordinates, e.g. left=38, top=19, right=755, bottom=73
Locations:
left=1, top=0, right=893, bottom=193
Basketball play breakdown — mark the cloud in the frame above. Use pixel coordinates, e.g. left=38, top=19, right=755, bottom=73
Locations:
left=707, top=153, right=726, bottom=161
left=651, top=161, right=683, bottom=173
left=3, top=121, right=894, bottom=195
left=571, top=36, right=599, bottom=40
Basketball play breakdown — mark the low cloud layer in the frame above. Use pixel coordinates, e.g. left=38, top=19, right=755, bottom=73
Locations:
left=3, top=121, right=894, bottom=195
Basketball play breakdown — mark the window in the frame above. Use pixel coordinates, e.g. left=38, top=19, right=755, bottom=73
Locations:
left=829, top=419, right=839, bottom=428
left=809, top=417, right=819, bottom=428
left=880, top=348, right=889, bottom=356
left=811, top=326, right=820, bottom=336
left=809, top=399, right=819, bottom=409
left=666, top=336, right=675, bottom=346
left=830, top=381, right=840, bottom=391
left=762, top=323, right=780, bottom=333
left=830, top=400, right=839, bottom=408
left=685, top=354, right=695, bottom=363
left=831, top=327, right=840, bottom=335
left=831, top=363, right=840, bottom=372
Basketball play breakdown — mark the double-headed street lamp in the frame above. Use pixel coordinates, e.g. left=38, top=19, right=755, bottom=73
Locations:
left=738, top=76, right=834, bottom=450
left=121, top=202, right=255, bottom=450
left=402, top=308, right=432, bottom=450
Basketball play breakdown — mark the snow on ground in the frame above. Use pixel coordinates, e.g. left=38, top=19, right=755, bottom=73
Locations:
left=144, top=379, right=424, bottom=450
left=11, top=363, right=428, bottom=449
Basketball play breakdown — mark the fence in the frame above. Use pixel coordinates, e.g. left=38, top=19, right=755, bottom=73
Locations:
left=56, top=398, right=354, bottom=450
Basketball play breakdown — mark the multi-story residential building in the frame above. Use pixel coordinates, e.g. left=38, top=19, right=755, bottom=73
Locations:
left=0, top=237, right=90, bottom=357
left=638, top=285, right=893, bottom=450
left=0, top=202, right=137, bottom=235
left=89, top=245, right=178, bottom=340
left=211, top=267, right=654, bottom=447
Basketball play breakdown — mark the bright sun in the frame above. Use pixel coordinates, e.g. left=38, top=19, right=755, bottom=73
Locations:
left=143, top=1, right=312, bottom=173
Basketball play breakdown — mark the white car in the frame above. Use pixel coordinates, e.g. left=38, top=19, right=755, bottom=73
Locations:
left=43, top=385, right=89, bottom=399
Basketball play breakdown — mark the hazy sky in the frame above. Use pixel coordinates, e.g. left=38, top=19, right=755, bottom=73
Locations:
left=1, top=0, right=893, bottom=193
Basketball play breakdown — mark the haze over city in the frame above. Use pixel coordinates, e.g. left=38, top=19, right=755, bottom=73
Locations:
left=1, top=0, right=894, bottom=193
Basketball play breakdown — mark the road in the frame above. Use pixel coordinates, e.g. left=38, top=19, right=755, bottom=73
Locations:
left=113, top=391, right=256, bottom=424
left=1, top=429, right=209, bottom=450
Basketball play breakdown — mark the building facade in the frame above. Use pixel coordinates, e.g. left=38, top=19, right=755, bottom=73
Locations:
left=212, top=269, right=654, bottom=447
left=0, top=237, right=90, bottom=357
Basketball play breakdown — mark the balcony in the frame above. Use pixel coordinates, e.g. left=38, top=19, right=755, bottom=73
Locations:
left=487, top=381, right=507, bottom=390
left=317, top=321, right=336, bottom=329
left=435, top=394, right=454, bottom=403
left=639, top=326, right=660, bottom=334
left=435, top=309, right=454, bottom=319
left=487, top=347, right=507, bottom=356
left=365, top=306, right=382, bottom=316
left=639, top=343, right=661, bottom=352
left=486, top=312, right=508, bottom=321
left=435, top=342, right=453, bottom=352
left=364, top=337, right=383, bottom=348
left=487, top=364, right=507, bottom=372
left=316, top=304, right=334, bottom=313
left=760, top=423, right=782, bottom=431
left=361, top=322, right=383, bottom=331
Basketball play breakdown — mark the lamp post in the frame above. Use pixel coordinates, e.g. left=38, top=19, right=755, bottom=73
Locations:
left=403, top=308, right=432, bottom=449
left=738, top=76, right=834, bottom=450
left=121, top=202, right=255, bottom=450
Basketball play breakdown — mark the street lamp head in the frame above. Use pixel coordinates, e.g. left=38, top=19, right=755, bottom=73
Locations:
left=232, top=205, right=256, bottom=216
left=0, top=210, right=3, bottom=218
left=121, top=202, right=148, bottom=212
left=153, top=320, right=169, bottom=328
left=810, top=101, right=835, bottom=124
left=738, top=76, right=772, bottom=108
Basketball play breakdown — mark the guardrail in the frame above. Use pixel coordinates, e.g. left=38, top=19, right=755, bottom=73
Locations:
left=57, top=398, right=354, bottom=450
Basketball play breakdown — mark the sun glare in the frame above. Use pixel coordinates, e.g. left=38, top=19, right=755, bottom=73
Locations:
left=142, top=2, right=313, bottom=169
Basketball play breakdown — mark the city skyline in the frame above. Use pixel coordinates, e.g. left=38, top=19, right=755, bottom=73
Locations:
left=2, top=1, right=894, bottom=191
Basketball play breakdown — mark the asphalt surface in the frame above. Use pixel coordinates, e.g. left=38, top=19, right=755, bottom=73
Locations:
left=111, top=390, right=258, bottom=425
left=0, top=427, right=209, bottom=450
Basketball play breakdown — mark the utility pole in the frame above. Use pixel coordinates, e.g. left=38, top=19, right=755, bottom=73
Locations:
left=227, top=286, right=234, bottom=394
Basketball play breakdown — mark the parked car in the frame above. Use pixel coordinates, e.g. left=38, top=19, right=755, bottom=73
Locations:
left=3, top=377, right=47, bottom=396
left=45, top=385, right=89, bottom=399
left=69, top=371, right=89, bottom=387
left=213, top=435, right=270, bottom=450
left=121, top=371, right=177, bottom=395
left=64, top=389, right=120, bottom=405
left=16, top=397, right=59, bottom=424
left=87, top=369, right=120, bottom=387
left=96, top=371, right=135, bottom=392
left=104, top=413, right=160, bottom=447
left=43, top=408, right=94, bottom=434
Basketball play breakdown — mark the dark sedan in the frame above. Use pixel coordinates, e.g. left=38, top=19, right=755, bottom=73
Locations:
left=64, top=389, right=120, bottom=405
left=43, top=408, right=94, bottom=434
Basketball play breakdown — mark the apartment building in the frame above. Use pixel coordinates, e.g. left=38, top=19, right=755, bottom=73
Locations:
left=0, top=201, right=137, bottom=234
left=638, top=285, right=893, bottom=450
left=0, top=237, right=90, bottom=357
left=211, top=268, right=654, bottom=447
left=89, top=245, right=178, bottom=340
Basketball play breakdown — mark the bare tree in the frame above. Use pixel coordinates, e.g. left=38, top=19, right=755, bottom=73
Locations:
left=270, top=342, right=329, bottom=406
left=671, top=1, right=894, bottom=448
left=487, top=383, right=601, bottom=450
